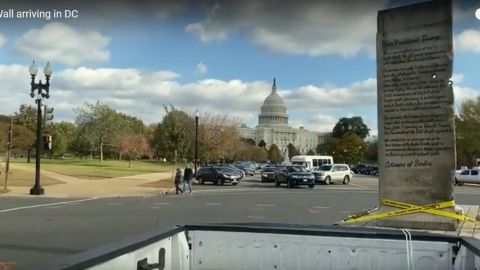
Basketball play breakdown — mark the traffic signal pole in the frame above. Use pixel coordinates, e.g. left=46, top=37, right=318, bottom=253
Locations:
left=42, top=105, right=54, bottom=151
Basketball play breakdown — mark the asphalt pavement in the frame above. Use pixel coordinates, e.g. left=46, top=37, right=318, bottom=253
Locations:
left=1, top=174, right=479, bottom=269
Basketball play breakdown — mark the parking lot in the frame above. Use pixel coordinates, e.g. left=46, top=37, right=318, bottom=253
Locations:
left=192, top=172, right=377, bottom=191
left=191, top=171, right=480, bottom=195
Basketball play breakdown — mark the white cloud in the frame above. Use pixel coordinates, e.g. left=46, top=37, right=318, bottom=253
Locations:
left=454, top=85, right=479, bottom=103
left=452, top=84, right=480, bottom=116
left=16, top=22, right=111, bottom=66
left=0, top=64, right=40, bottom=119
left=451, top=73, right=464, bottom=84
left=455, top=29, right=480, bottom=54
left=3, top=63, right=477, bottom=136
left=291, top=115, right=338, bottom=133
left=186, top=22, right=228, bottom=42
left=185, top=0, right=387, bottom=57
left=0, top=64, right=379, bottom=131
left=52, top=67, right=269, bottom=124
left=0, top=33, right=6, bottom=48
left=283, top=78, right=377, bottom=110
left=185, top=3, right=227, bottom=42
left=4, top=64, right=476, bottom=135
left=194, top=62, right=208, bottom=75
left=57, top=68, right=179, bottom=90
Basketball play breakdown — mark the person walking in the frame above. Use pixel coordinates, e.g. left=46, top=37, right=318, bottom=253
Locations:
left=174, top=168, right=183, bottom=195
left=183, top=164, right=194, bottom=194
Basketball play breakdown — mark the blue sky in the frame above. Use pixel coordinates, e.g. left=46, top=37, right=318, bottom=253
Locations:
left=0, top=0, right=480, bottom=136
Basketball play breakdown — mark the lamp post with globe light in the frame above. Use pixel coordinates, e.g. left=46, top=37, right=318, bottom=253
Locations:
left=29, top=60, right=52, bottom=195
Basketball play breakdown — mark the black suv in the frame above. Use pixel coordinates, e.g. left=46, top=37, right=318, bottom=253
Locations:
left=261, top=166, right=276, bottom=182
left=195, top=166, right=241, bottom=185
left=275, top=165, right=315, bottom=188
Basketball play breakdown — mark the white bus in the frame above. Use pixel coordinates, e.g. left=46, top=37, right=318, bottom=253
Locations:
left=291, top=155, right=334, bottom=171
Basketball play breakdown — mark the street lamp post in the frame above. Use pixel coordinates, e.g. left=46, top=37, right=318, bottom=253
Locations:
left=194, top=110, right=199, bottom=174
left=29, top=60, right=52, bottom=195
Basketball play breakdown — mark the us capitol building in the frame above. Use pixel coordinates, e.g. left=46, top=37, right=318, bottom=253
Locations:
left=238, top=79, right=326, bottom=154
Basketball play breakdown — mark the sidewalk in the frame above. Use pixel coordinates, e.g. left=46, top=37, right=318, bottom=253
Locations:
left=1, top=163, right=172, bottom=199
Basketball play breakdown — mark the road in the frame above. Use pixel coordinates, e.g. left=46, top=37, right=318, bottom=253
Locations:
left=0, top=174, right=479, bottom=269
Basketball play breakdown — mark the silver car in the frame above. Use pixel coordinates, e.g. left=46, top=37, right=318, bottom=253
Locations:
left=312, top=164, right=353, bottom=185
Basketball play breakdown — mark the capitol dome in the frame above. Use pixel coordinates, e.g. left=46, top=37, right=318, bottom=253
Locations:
left=258, top=78, right=289, bottom=127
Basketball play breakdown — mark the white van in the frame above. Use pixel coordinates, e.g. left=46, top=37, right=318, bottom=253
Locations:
left=291, top=155, right=334, bottom=171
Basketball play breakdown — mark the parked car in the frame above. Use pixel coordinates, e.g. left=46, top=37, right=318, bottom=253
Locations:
left=195, top=166, right=241, bottom=185
left=312, top=164, right=353, bottom=185
left=351, top=164, right=367, bottom=174
left=455, top=169, right=480, bottom=185
left=368, top=166, right=379, bottom=176
left=360, top=165, right=375, bottom=175
left=234, top=164, right=255, bottom=176
left=261, top=166, right=276, bottom=182
left=257, top=163, right=268, bottom=170
left=217, top=164, right=245, bottom=180
left=275, top=165, right=315, bottom=188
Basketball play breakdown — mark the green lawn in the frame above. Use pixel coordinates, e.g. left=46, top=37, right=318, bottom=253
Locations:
left=11, top=159, right=174, bottom=179
left=1, top=168, right=64, bottom=186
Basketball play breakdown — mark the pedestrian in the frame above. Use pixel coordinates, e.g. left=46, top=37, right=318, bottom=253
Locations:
left=183, top=164, right=194, bottom=194
left=174, top=168, right=183, bottom=195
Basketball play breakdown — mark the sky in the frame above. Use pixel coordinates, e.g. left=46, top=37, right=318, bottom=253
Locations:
left=0, top=0, right=479, bottom=136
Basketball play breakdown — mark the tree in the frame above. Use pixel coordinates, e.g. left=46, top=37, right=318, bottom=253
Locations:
left=143, top=124, right=155, bottom=156
left=0, top=114, right=10, bottom=124
left=74, top=102, right=119, bottom=162
left=14, top=104, right=37, bottom=131
left=51, top=122, right=76, bottom=158
left=321, top=133, right=366, bottom=164
left=73, top=101, right=149, bottom=161
left=115, top=133, right=151, bottom=167
left=307, top=149, right=316, bottom=155
left=237, top=143, right=268, bottom=161
left=13, top=104, right=37, bottom=162
left=241, top=138, right=256, bottom=146
left=111, top=113, right=149, bottom=161
left=71, top=124, right=96, bottom=158
left=287, top=143, right=300, bottom=159
left=151, top=122, right=165, bottom=159
left=268, top=144, right=282, bottom=163
left=364, top=140, right=378, bottom=163
left=150, top=105, right=195, bottom=162
left=316, top=133, right=332, bottom=154
left=198, top=112, right=240, bottom=163
left=332, top=116, right=370, bottom=139
left=456, top=96, right=480, bottom=167
left=258, top=140, right=267, bottom=150
left=11, top=124, right=36, bottom=157
left=0, top=121, right=9, bottom=153
left=161, top=105, right=191, bottom=162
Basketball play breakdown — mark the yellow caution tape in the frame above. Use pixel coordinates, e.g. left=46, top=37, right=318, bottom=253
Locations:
left=342, top=198, right=480, bottom=225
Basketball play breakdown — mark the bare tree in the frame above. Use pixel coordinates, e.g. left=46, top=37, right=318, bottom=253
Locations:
left=198, top=113, right=241, bottom=164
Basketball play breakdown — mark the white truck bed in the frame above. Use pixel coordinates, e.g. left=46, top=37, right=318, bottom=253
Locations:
left=45, top=223, right=480, bottom=270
